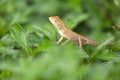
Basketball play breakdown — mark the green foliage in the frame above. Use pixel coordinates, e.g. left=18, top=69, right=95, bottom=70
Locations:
left=0, top=0, right=120, bottom=80
left=10, top=23, right=31, bottom=55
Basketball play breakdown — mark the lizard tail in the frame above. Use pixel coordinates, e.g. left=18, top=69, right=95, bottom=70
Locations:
left=87, top=39, right=114, bottom=46
left=86, top=39, right=99, bottom=45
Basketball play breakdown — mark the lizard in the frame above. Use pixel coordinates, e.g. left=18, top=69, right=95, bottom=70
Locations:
left=49, top=16, right=113, bottom=48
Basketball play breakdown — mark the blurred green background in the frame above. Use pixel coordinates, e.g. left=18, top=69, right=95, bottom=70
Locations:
left=0, top=0, right=120, bottom=80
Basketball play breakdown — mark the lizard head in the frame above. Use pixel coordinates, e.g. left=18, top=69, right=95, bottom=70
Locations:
left=49, top=16, right=64, bottom=29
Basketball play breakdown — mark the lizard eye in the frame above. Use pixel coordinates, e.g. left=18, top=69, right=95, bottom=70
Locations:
left=54, top=19, right=57, bottom=22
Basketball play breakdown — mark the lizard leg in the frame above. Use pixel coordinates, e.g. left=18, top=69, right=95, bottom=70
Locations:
left=62, top=38, right=70, bottom=46
left=78, top=37, right=82, bottom=48
left=56, top=36, right=64, bottom=44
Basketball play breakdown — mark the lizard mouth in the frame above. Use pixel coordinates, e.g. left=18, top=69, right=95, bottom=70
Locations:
left=49, top=16, right=57, bottom=21
left=48, top=17, right=52, bottom=22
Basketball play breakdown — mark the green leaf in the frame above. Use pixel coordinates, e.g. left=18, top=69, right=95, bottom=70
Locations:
left=26, top=24, right=56, bottom=39
left=0, top=46, right=18, bottom=55
left=10, top=23, right=31, bottom=55
left=89, top=36, right=115, bottom=61
left=64, top=13, right=89, bottom=29
left=32, top=40, right=54, bottom=55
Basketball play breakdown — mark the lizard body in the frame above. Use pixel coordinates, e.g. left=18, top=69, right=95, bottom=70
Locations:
left=49, top=16, right=110, bottom=48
